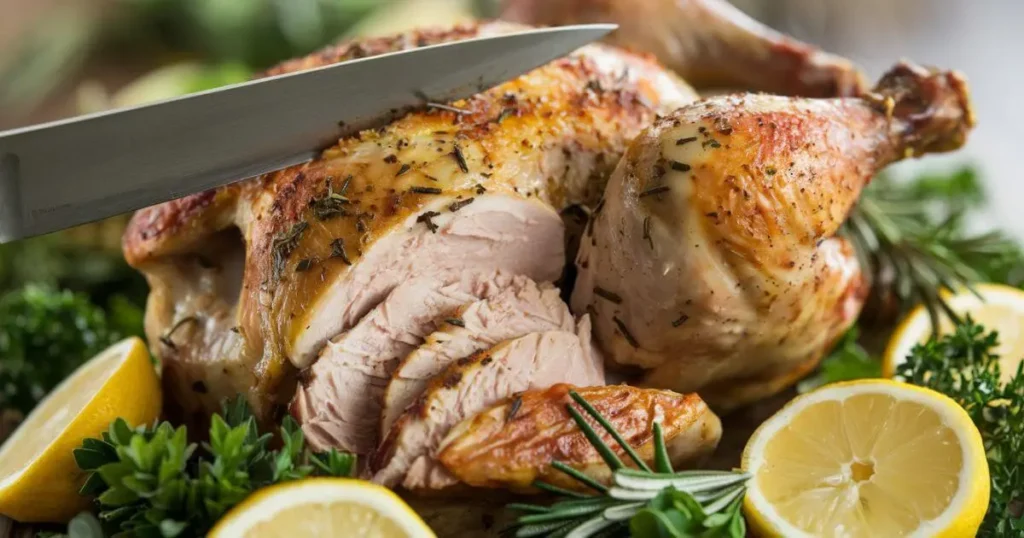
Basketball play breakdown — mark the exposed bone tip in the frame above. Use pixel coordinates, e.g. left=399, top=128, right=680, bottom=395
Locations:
left=870, top=60, right=975, bottom=155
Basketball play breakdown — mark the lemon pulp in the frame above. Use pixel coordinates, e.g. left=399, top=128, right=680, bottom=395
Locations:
left=248, top=501, right=407, bottom=537
left=755, top=393, right=964, bottom=536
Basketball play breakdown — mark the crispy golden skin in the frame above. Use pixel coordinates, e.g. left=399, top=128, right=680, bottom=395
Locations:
left=437, top=384, right=721, bottom=492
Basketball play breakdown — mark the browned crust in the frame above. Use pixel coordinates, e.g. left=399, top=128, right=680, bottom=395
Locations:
left=437, top=384, right=719, bottom=492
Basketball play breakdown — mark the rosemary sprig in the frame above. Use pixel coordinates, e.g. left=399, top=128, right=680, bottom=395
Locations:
left=506, top=390, right=749, bottom=538
left=842, top=169, right=1023, bottom=334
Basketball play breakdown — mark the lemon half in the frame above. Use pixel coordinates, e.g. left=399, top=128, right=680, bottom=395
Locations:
left=884, top=283, right=1024, bottom=380
left=0, top=337, right=161, bottom=522
left=741, top=379, right=989, bottom=538
left=209, top=478, right=436, bottom=538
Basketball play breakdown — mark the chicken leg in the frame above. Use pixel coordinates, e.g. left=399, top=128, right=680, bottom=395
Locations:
left=573, top=63, right=974, bottom=409
left=501, top=0, right=866, bottom=97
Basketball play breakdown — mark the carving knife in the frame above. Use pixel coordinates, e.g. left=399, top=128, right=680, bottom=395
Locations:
left=0, top=24, right=615, bottom=243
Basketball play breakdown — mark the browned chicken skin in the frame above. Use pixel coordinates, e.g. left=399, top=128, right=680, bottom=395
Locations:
left=573, top=64, right=974, bottom=408
left=119, top=4, right=975, bottom=509
left=437, top=384, right=722, bottom=492
left=501, top=0, right=866, bottom=97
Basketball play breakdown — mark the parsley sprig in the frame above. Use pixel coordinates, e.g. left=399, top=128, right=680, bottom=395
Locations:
left=896, top=318, right=1024, bottom=536
left=71, top=396, right=354, bottom=537
left=506, top=391, right=749, bottom=537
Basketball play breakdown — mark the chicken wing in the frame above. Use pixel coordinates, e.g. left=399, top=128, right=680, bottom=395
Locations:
left=501, top=0, right=866, bottom=97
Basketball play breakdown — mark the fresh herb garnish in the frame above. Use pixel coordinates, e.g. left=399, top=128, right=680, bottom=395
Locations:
left=896, top=318, right=1023, bottom=536
left=72, top=396, right=355, bottom=538
left=506, top=390, right=749, bottom=537
left=843, top=168, right=1023, bottom=333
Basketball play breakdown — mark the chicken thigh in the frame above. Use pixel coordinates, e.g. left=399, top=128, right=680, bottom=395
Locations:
left=573, top=63, right=974, bottom=408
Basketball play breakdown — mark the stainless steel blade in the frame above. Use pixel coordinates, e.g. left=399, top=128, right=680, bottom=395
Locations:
left=0, top=24, right=615, bottom=243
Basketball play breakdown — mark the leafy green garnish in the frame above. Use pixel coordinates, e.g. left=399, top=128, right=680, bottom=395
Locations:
left=896, top=318, right=1024, bottom=536
left=0, top=285, right=125, bottom=415
left=506, top=391, right=749, bottom=537
left=72, top=396, right=355, bottom=537
left=844, top=167, right=1024, bottom=331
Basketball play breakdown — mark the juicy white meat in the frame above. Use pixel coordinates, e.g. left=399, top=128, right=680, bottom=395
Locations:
left=122, top=22, right=697, bottom=424
left=372, top=319, right=605, bottom=490
left=438, top=384, right=722, bottom=492
left=573, top=63, right=974, bottom=408
left=380, top=278, right=573, bottom=436
left=292, top=271, right=537, bottom=454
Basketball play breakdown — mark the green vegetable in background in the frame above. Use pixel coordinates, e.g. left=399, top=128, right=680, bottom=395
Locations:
left=896, top=319, right=1024, bottom=537
left=0, top=286, right=127, bottom=415
left=72, top=396, right=355, bottom=538
left=797, top=325, right=881, bottom=393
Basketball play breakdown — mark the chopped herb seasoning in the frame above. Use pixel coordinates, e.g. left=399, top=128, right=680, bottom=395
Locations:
left=451, top=145, right=469, bottom=173
left=593, top=198, right=606, bottom=217
left=396, top=163, right=411, bottom=176
left=445, top=317, right=466, bottom=327
left=229, top=326, right=241, bottom=334
left=272, top=221, right=308, bottom=280
left=495, top=108, right=514, bottom=123
left=340, top=175, right=352, bottom=194
left=585, top=79, right=603, bottom=93
left=330, top=238, right=352, bottom=265
left=416, top=210, right=441, bottom=233
left=672, top=314, right=690, bottom=327
left=670, top=161, right=691, bottom=172
left=310, top=185, right=350, bottom=220
left=448, top=197, right=475, bottom=212
left=676, top=136, right=698, bottom=146
left=384, top=154, right=398, bottom=164
left=594, top=286, right=622, bottom=304
left=612, top=316, right=639, bottom=347
left=643, top=216, right=653, bottom=249
left=475, top=183, right=487, bottom=195
left=410, top=186, right=442, bottom=195
left=160, top=316, right=199, bottom=350
left=703, top=139, right=722, bottom=149
left=295, top=258, right=316, bottom=272
left=765, top=166, right=777, bottom=175
left=426, top=102, right=468, bottom=115
left=638, top=185, right=670, bottom=198
left=507, top=395, right=523, bottom=422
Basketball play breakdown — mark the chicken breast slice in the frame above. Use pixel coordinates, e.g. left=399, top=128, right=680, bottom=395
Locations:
left=123, top=22, right=697, bottom=425
left=437, top=384, right=722, bottom=492
left=372, top=319, right=605, bottom=490
left=292, top=271, right=539, bottom=454
left=381, top=278, right=574, bottom=436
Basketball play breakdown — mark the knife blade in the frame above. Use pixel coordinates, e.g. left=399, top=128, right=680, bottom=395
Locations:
left=0, top=24, right=615, bottom=243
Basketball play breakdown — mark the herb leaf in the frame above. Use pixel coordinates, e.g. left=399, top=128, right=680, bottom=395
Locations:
left=71, top=395, right=356, bottom=537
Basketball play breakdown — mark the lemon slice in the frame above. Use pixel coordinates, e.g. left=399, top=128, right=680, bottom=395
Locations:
left=741, top=379, right=989, bottom=538
left=0, top=337, right=161, bottom=522
left=883, top=283, right=1024, bottom=380
left=209, top=478, right=436, bottom=538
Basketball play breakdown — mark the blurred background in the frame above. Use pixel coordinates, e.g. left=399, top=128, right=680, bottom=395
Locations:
left=0, top=0, right=1022, bottom=434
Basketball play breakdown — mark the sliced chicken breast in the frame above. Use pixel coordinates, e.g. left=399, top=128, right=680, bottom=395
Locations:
left=292, top=271, right=538, bottom=454
left=122, top=22, right=697, bottom=425
left=380, top=278, right=574, bottom=436
left=372, top=320, right=605, bottom=490
left=437, top=384, right=722, bottom=492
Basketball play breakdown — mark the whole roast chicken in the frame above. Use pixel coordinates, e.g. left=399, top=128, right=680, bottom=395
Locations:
left=122, top=0, right=974, bottom=509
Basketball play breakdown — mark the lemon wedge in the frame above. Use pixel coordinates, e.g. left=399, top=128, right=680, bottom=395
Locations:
left=883, top=283, right=1024, bottom=380
left=741, top=379, right=989, bottom=538
left=0, top=337, right=161, bottom=522
left=208, top=478, right=436, bottom=538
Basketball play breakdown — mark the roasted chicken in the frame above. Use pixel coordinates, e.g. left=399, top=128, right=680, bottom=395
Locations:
left=573, top=63, right=973, bottom=408
left=121, top=0, right=975, bottom=515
